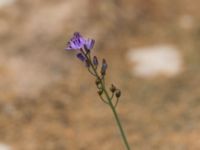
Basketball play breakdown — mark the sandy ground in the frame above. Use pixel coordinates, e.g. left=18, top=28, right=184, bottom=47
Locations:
left=0, top=0, right=200, bottom=149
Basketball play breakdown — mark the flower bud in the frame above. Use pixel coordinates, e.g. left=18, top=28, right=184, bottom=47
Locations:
left=110, top=84, right=117, bottom=93
left=76, top=53, right=86, bottom=62
left=101, top=59, right=107, bottom=76
left=85, top=59, right=90, bottom=67
left=93, top=56, right=98, bottom=66
left=98, top=89, right=103, bottom=95
left=115, top=90, right=121, bottom=98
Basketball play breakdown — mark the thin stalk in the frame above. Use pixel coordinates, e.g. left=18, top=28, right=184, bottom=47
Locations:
left=83, top=51, right=131, bottom=150
left=101, top=83, right=131, bottom=150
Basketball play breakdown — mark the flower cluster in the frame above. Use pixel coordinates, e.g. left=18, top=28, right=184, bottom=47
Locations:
left=65, top=32, right=95, bottom=62
left=65, top=32, right=130, bottom=150
left=65, top=32, right=121, bottom=105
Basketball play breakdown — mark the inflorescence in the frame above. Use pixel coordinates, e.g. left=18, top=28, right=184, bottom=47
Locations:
left=65, top=32, right=121, bottom=107
left=65, top=32, right=131, bottom=150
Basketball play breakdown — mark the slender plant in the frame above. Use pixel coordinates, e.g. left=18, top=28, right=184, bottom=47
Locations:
left=65, top=32, right=131, bottom=150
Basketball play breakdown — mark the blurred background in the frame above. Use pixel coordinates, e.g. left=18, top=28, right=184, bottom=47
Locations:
left=0, top=0, right=200, bottom=149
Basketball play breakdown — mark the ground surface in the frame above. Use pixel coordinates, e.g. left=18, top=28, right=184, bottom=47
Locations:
left=0, top=0, right=200, bottom=149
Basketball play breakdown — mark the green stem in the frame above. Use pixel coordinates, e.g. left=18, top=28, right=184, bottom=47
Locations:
left=111, top=105, right=131, bottom=150
left=83, top=51, right=131, bottom=150
left=102, top=85, right=131, bottom=150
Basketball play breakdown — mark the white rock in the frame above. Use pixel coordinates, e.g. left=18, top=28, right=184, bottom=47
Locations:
left=0, top=0, right=15, bottom=7
left=0, top=144, right=12, bottom=150
left=127, top=45, right=183, bottom=78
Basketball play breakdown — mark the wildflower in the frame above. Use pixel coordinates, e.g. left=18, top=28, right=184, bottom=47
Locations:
left=65, top=32, right=95, bottom=51
left=65, top=32, right=85, bottom=50
left=65, top=32, right=130, bottom=150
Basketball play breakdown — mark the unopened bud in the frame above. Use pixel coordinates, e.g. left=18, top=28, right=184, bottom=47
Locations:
left=85, top=59, right=90, bottom=67
left=98, top=90, right=103, bottom=95
left=115, top=90, right=121, bottom=98
left=76, top=53, right=86, bottom=62
left=101, top=59, right=107, bottom=76
left=93, top=56, right=98, bottom=66
left=110, top=84, right=117, bottom=93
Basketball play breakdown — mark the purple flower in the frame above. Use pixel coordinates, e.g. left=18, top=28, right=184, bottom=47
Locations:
left=65, top=32, right=95, bottom=51
left=65, top=32, right=85, bottom=50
